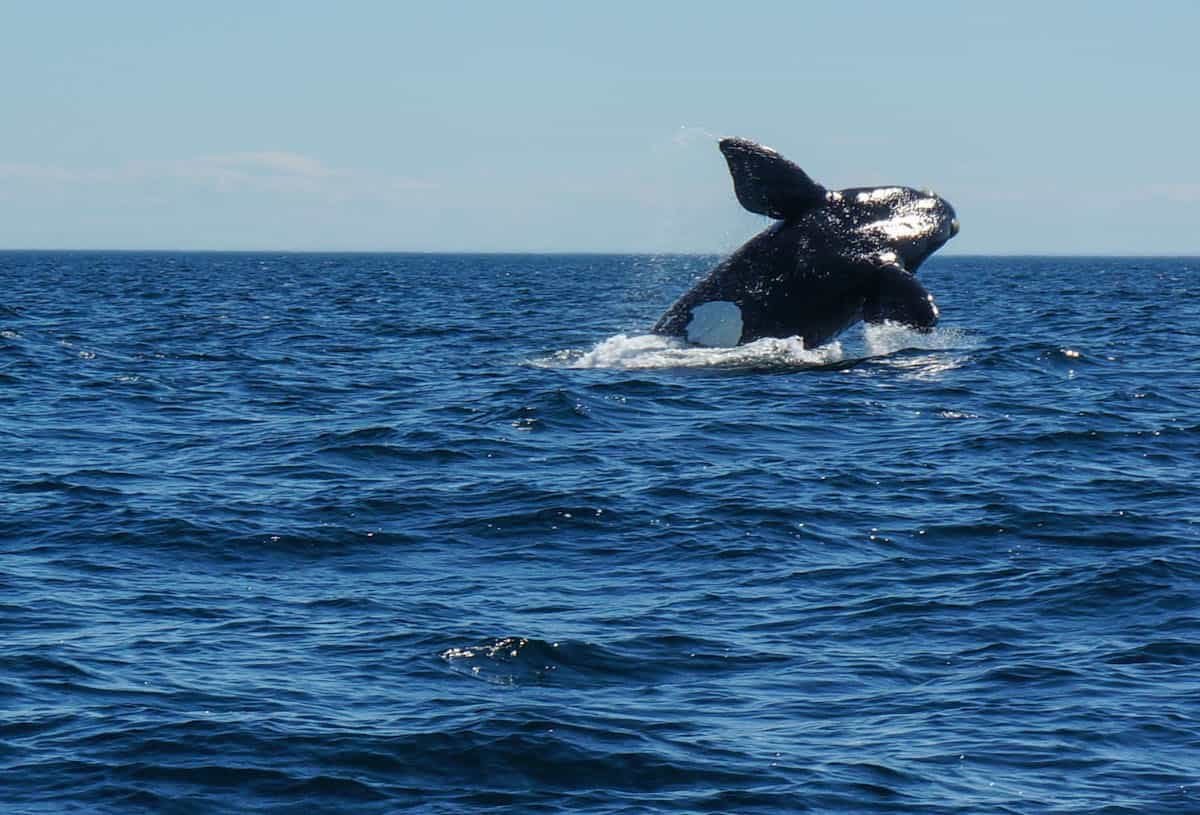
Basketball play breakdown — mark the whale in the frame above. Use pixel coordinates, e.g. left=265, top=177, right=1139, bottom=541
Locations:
left=653, top=138, right=959, bottom=348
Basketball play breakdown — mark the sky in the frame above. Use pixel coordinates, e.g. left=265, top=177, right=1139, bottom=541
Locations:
left=2, top=1, right=1198, bottom=254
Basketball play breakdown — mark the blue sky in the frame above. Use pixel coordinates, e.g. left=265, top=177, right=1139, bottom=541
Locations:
left=2, top=2, right=1198, bottom=253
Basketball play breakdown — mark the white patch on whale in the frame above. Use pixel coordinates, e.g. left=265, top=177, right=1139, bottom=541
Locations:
left=866, top=215, right=927, bottom=240
left=685, top=301, right=743, bottom=347
left=856, top=187, right=904, bottom=204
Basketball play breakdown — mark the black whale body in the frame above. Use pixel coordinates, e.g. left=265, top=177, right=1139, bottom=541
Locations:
left=653, top=138, right=959, bottom=348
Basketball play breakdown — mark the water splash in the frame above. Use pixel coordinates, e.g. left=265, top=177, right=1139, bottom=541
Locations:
left=671, top=125, right=721, bottom=146
left=537, top=323, right=974, bottom=372
left=536, top=333, right=845, bottom=370
left=862, top=321, right=974, bottom=356
left=857, top=322, right=977, bottom=380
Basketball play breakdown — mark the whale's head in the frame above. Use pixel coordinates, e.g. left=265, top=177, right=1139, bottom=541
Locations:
left=833, top=185, right=959, bottom=270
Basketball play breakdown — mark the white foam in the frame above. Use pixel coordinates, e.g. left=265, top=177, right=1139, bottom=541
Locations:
left=534, top=322, right=976, bottom=373
left=537, top=333, right=845, bottom=370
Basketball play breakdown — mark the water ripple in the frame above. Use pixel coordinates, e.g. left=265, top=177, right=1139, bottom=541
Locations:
left=1, top=252, right=1198, bottom=814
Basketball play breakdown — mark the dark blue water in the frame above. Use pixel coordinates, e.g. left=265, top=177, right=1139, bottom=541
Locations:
left=2, top=251, right=1197, bottom=814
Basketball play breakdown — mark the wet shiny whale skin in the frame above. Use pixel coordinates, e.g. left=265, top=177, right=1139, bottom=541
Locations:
left=653, top=137, right=959, bottom=348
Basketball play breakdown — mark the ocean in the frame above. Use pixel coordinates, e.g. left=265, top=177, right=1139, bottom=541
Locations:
left=1, top=251, right=1197, bottom=813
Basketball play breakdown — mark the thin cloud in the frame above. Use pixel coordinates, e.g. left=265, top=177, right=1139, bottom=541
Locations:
left=206, top=152, right=339, bottom=177
left=0, top=163, right=82, bottom=182
left=1141, top=183, right=1200, bottom=203
left=0, top=153, right=434, bottom=199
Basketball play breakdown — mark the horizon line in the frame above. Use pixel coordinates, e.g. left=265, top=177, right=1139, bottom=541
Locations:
left=2, top=248, right=1199, bottom=259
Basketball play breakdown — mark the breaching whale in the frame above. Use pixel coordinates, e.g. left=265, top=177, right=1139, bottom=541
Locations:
left=653, top=138, right=959, bottom=348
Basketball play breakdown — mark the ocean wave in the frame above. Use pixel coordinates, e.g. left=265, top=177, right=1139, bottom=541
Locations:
left=440, top=634, right=791, bottom=688
left=5, top=253, right=1199, bottom=815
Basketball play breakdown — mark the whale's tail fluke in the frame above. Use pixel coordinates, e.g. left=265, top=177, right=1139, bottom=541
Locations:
left=719, top=137, right=827, bottom=220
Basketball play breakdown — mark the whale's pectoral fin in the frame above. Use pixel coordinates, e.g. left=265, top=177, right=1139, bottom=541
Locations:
left=718, top=137, right=827, bottom=220
left=862, top=259, right=939, bottom=331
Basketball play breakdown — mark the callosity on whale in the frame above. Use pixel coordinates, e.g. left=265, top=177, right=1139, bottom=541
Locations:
left=653, top=138, right=959, bottom=348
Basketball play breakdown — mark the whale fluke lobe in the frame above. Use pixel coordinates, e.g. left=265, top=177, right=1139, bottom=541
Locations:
left=719, top=137, right=827, bottom=220
left=653, top=137, right=959, bottom=348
